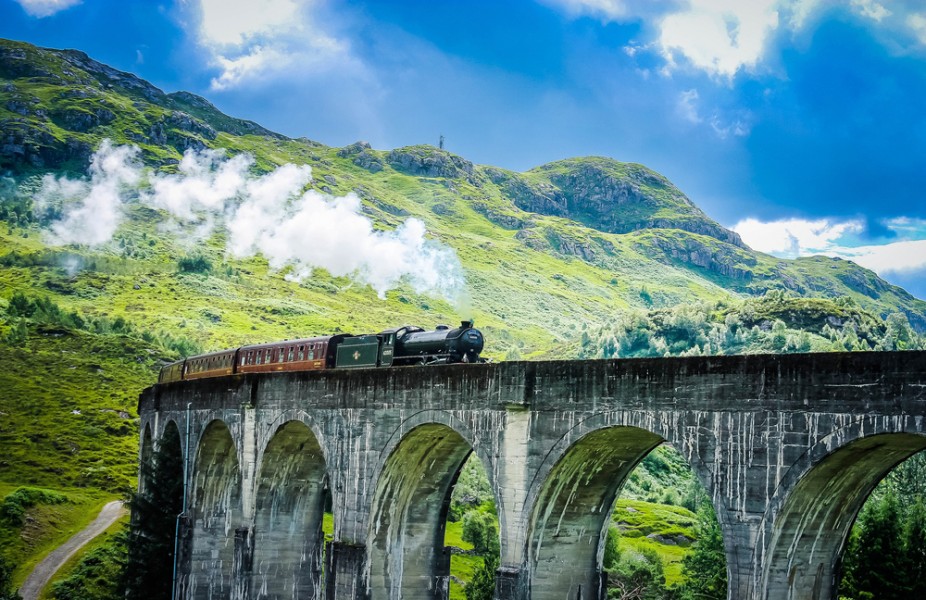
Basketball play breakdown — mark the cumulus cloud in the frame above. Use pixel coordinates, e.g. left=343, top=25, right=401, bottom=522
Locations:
left=13, top=0, right=81, bottom=18
left=547, top=0, right=926, bottom=76
left=733, top=217, right=864, bottom=256
left=831, top=239, right=926, bottom=275
left=35, top=141, right=468, bottom=303
left=658, top=0, right=780, bottom=78
left=733, top=216, right=926, bottom=278
left=183, top=0, right=361, bottom=91
left=198, top=0, right=302, bottom=46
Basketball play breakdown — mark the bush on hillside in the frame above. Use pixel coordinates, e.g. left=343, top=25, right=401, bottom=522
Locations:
left=0, top=487, right=68, bottom=526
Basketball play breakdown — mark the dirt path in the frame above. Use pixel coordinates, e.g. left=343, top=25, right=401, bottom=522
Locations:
left=18, top=500, right=126, bottom=600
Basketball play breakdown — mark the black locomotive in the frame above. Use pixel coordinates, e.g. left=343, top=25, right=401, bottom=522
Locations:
left=159, top=321, right=485, bottom=384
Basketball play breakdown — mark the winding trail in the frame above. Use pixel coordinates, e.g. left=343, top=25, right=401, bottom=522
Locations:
left=18, top=500, right=126, bottom=600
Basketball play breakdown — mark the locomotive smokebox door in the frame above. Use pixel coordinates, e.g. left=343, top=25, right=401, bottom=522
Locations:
left=335, top=336, right=380, bottom=368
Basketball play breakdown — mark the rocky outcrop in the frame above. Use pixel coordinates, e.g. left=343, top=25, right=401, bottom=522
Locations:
left=638, top=232, right=756, bottom=281
left=338, top=141, right=384, bottom=173
left=0, top=119, right=91, bottom=169
left=49, top=106, right=116, bottom=132
left=386, top=146, right=479, bottom=185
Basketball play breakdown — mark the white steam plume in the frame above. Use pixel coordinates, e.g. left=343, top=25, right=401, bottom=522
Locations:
left=35, top=140, right=468, bottom=304
left=35, top=140, right=141, bottom=245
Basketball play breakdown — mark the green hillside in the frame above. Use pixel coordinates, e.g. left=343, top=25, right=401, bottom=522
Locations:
left=1, top=37, right=925, bottom=598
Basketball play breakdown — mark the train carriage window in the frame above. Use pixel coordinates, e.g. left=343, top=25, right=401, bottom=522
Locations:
left=256, top=352, right=262, bottom=365
left=266, top=350, right=272, bottom=363
left=298, top=346, right=304, bottom=360
left=288, top=347, right=294, bottom=361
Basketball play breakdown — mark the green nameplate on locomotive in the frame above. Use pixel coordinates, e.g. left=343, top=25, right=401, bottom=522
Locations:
left=336, top=336, right=380, bottom=368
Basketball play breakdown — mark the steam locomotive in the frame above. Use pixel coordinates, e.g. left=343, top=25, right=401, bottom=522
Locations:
left=158, top=320, right=485, bottom=384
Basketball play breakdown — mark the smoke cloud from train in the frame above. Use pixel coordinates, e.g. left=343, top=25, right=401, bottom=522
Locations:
left=33, top=140, right=468, bottom=304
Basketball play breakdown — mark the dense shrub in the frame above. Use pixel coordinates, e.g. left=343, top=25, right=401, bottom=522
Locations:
left=177, top=255, right=212, bottom=274
left=0, top=487, right=69, bottom=526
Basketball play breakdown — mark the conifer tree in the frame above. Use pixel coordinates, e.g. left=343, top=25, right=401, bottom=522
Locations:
left=123, top=426, right=184, bottom=600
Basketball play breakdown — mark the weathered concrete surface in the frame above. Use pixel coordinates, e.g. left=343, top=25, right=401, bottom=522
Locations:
left=138, top=351, right=926, bottom=600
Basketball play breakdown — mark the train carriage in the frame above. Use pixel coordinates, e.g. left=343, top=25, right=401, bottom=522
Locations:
left=184, top=349, right=237, bottom=380
left=237, top=335, right=347, bottom=374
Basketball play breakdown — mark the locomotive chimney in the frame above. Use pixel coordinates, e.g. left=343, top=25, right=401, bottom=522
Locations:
left=461, top=320, right=473, bottom=329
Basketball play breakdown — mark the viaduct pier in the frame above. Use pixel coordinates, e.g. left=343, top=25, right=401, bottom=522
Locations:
left=138, top=351, right=926, bottom=600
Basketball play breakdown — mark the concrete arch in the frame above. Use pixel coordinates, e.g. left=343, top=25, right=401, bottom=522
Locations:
left=525, top=424, right=664, bottom=600
left=371, top=409, right=497, bottom=501
left=251, top=420, right=329, bottom=599
left=185, top=419, right=242, bottom=600
left=366, top=421, right=477, bottom=600
left=760, top=429, right=926, bottom=600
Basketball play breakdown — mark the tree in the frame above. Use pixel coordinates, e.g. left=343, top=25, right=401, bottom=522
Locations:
left=0, top=555, right=22, bottom=600
left=903, top=499, right=926, bottom=597
left=465, top=554, right=498, bottom=600
left=676, top=501, right=726, bottom=600
left=608, top=548, right=665, bottom=600
left=123, top=426, right=184, bottom=599
left=462, top=510, right=500, bottom=556
left=840, top=493, right=905, bottom=600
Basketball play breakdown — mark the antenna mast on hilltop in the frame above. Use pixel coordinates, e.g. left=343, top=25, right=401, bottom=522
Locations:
left=439, top=135, right=445, bottom=150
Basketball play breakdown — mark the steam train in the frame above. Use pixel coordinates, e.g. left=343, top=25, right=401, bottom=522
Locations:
left=158, top=320, right=485, bottom=384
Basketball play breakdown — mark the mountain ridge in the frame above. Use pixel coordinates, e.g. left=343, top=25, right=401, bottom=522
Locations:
left=1, top=36, right=924, bottom=340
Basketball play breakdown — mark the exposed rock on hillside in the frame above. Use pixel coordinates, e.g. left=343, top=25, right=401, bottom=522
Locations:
left=636, top=231, right=756, bottom=281
left=386, top=145, right=479, bottom=184
left=338, top=141, right=384, bottom=173
left=0, top=39, right=285, bottom=170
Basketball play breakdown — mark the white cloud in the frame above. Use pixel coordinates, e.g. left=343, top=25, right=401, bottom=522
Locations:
left=209, top=46, right=293, bottom=90
left=185, top=0, right=361, bottom=92
left=786, top=0, right=823, bottom=29
left=14, top=0, right=81, bottom=18
left=829, top=239, right=926, bottom=274
left=34, top=141, right=467, bottom=303
left=658, top=0, right=780, bottom=78
left=909, top=13, right=926, bottom=45
left=677, top=89, right=702, bottom=123
left=198, top=0, right=302, bottom=46
left=733, top=216, right=926, bottom=279
left=733, top=217, right=864, bottom=256
left=851, top=0, right=891, bottom=22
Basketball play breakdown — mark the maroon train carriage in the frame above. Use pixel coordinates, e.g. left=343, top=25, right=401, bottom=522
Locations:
left=184, top=349, right=237, bottom=380
left=237, top=335, right=345, bottom=374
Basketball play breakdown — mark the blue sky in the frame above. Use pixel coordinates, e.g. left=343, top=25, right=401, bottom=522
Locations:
left=3, top=0, right=926, bottom=299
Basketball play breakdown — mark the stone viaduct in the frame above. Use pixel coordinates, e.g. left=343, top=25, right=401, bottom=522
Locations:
left=137, top=351, right=926, bottom=600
